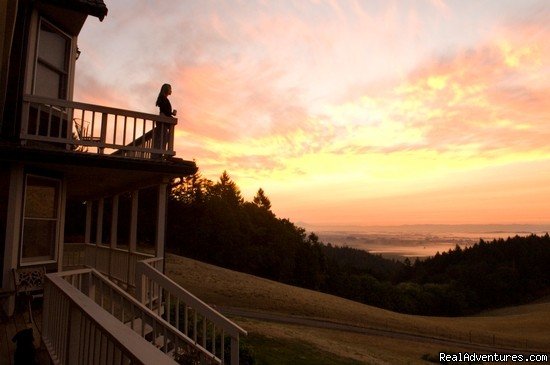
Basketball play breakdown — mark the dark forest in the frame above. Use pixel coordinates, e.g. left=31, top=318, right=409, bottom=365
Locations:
left=165, top=171, right=550, bottom=316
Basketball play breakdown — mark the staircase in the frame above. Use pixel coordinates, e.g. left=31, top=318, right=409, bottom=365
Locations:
left=42, top=260, right=246, bottom=365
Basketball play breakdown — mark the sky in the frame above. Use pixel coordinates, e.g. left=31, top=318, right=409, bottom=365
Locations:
left=75, top=0, right=550, bottom=226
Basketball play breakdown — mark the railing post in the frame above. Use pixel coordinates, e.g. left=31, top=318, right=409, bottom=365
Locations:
left=135, top=262, right=146, bottom=304
left=129, top=190, right=138, bottom=253
left=110, top=195, right=119, bottom=248
left=168, top=123, right=175, bottom=154
left=155, top=183, right=167, bottom=269
left=67, top=305, right=82, bottom=364
left=66, top=108, right=75, bottom=150
left=58, top=179, right=67, bottom=273
left=99, top=112, right=108, bottom=153
left=231, top=335, right=239, bottom=365
left=96, top=198, right=104, bottom=245
left=87, top=270, right=96, bottom=299
left=129, top=190, right=139, bottom=286
left=85, top=200, right=92, bottom=244
left=111, top=195, right=119, bottom=281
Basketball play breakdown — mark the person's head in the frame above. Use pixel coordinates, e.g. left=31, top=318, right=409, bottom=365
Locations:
left=160, top=83, right=172, bottom=96
left=156, top=83, right=172, bottom=106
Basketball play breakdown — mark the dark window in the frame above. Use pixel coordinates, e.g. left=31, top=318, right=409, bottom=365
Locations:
left=34, top=20, right=70, bottom=99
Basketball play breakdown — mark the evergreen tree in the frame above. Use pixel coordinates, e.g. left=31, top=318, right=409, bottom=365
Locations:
left=209, top=171, right=244, bottom=206
left=253, top=188, right=271, bottom=210
left=171, top=172, right=212, bottom=204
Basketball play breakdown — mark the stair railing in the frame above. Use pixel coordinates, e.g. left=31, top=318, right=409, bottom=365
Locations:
left=43, top=270, right=179, bottom=365
left=52, top=268, right=223, bottom=364
left=136, top=258, right=247, bottom=365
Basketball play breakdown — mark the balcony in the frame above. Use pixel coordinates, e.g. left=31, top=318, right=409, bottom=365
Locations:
left=20, top=95, right=176, bottom=159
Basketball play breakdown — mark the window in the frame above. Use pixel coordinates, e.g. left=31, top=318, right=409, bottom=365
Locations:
left=20, top=175, right=61, bottom=265
left=34, top=19, right=71, bottom=99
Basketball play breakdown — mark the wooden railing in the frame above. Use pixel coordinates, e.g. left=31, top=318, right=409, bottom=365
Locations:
left=20, top=95, right=176, bottom=158
left=63, top=243, right=156, bottom=288
left=43, top=270, right=179, bottom=365
left=60, top=246, right=245, bottom=363
left=136, top=258, right=247, bottom=365
left=51, top=269, right=221, bottom=364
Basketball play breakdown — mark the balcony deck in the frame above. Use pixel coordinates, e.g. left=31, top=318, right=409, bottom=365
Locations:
left=20, top=94, right=177, bottom=160
left=0, top=301, right=50, bottom=365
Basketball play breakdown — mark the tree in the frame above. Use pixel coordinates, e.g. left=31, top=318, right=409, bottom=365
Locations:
left=253, top=188, right=271, bottom=211
left=171, top=172, right=212, bottom=204
left=208, top=171, right=244, bottom=206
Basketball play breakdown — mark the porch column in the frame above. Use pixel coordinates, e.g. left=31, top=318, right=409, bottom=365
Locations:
left=129, top=190, right=138, bottom=253
left=155, top=183, right=168, bottom=262
left=84, top=201, right=92, bottom=243
left=57, top=179, right=67, bottom=272
left=109, top=195, right=119, bottom=282
left=2, top=163, right=24, bottom=316
left=110, top=195, right=119, bottom=248
left=96, top=198, right=104, bottom=245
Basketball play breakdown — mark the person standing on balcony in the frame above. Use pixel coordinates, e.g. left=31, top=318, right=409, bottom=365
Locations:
left=153, top=83, right=177, bottom=158
left=156, top=83, right=177, bottom=118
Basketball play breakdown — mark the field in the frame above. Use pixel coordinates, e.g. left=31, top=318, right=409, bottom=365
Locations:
left=166, top=254, right=550, bottom=364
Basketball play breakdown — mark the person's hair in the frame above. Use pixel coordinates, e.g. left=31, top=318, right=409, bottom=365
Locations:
left=156, top=83, right=171, bottom=106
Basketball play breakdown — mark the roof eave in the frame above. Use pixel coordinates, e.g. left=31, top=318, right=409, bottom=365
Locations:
left=41, top=0, right=108, bottom=21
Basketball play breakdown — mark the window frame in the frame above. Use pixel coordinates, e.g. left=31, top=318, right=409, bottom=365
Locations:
left=19, top=174, right=62, bottom=266
left=33, top=17, right=72, bottom=100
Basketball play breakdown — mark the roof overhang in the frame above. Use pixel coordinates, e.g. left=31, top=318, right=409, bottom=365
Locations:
left=1, top=145, right=197, bottom=200
left=40, top=0, right=108, bottom=21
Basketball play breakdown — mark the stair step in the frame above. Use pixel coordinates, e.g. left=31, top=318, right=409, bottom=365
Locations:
left=124, top=305, right=166, bottom=339
left=126, top=317, right=153, bottom=337
left=153, top=334, right=175, bottom=353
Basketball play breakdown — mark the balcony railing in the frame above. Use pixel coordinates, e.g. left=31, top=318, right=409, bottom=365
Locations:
left=20, top=95, right=176, bottom=159
left=63, top=243, right=158, bottom=289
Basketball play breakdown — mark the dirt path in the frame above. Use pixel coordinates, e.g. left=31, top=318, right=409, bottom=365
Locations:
left=218, top=306, right=545, bottom=355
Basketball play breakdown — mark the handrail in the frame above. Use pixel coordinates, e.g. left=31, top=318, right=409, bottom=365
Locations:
left=59, top=245, right=245, bottom=363
left=44, top=272, right=179, bottom=365
left=137, top=259, right=247, bottom=365
left=138, top=258, right=247, bottom=337
left=20, top=94, right=176, bottom=158
left=23, top=95, right=177, bottom=124
left=56, top=268, right=221, bottom=364
left=63, top=243, right=155, bottom=288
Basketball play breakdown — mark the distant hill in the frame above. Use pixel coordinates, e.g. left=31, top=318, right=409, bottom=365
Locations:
left=300, top=222, right=550, bottom=235
left=166, top=254, right=550, bottom=352
left=401, top=234, right=550, bottom=314
left=166, top=172, right=550, bottom=317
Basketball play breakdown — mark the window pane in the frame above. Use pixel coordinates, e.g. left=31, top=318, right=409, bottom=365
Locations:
left=25, top=176, right=59, bottom=218
left=35, top=63, right=62, bottom=98
left=21, top=219, right=56, bottom=261
left=38, top=24, right=68, bottom=70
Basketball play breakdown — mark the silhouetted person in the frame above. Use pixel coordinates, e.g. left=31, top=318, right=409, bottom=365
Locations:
left=156, top=83, right=177, bottom=118
left=153, top=83, right=177, bottom=158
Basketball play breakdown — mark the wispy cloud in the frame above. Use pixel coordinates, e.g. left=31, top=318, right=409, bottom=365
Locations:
left=76, top=0, right=550, bottom=224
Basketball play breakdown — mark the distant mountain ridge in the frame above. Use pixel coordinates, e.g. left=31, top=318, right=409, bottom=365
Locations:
left=300, top=222, right=550, bottom=235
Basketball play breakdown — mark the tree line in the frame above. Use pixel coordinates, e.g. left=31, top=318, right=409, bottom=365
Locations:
left=166, top=171, right=550, bottom=316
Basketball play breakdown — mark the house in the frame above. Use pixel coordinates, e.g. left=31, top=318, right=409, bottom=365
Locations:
left=1, top=1, right=245, bottom=364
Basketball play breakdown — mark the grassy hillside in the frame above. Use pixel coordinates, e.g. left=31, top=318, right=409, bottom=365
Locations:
left=166, top=254, right=550, bottom=354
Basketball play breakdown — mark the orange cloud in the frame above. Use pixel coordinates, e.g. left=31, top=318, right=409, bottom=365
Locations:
left=75, top=1, right=550, bottom=224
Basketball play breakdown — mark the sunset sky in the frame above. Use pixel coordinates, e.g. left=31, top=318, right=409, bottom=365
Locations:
left=75, top=0, right=550, bottom=226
